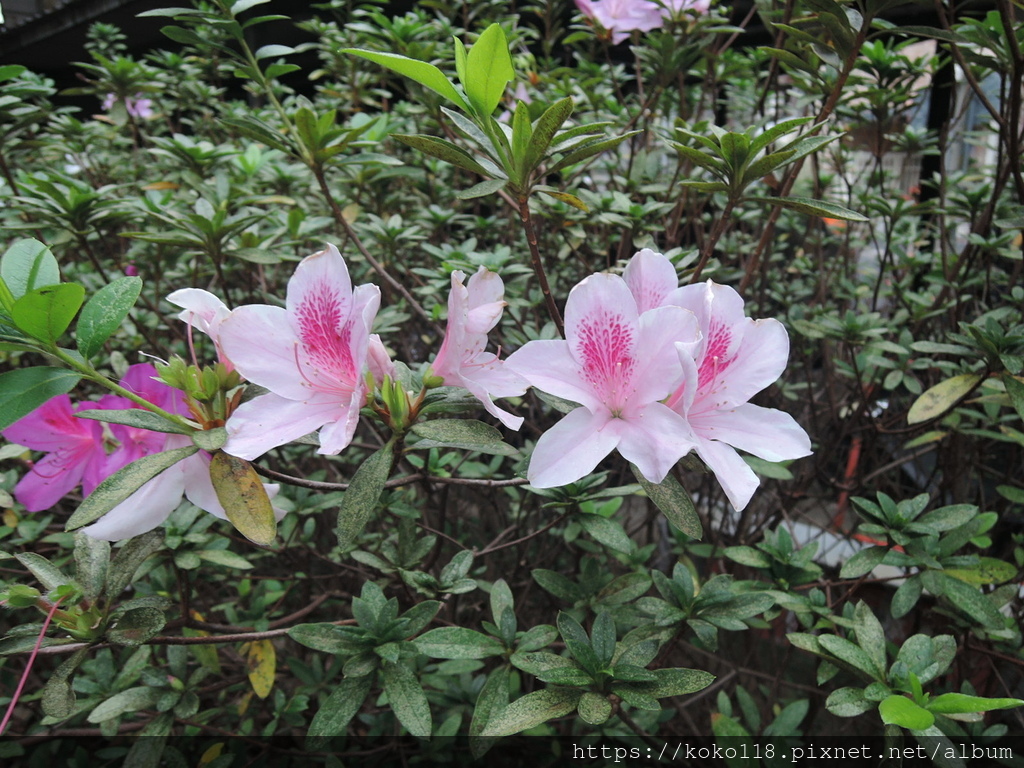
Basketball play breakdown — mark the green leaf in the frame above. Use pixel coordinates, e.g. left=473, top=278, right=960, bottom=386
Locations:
left=87, top=686, right=162, bottom=722
left=469, top=665, right=510, bottom=759
left=547, top=132, right=641, bottom=174
left=410, top=419, right=518, bottom=455
left=307, top=674, right=373, bottom=747
left=76, top=408, right=191, bottom=434
left=66, top=445, right=199, bottom=530
left=723, top=545, right=771, bottom=568
left=591, top=611, right=616, bottom=667
left=207, top=451, right=277, bottom=545
left=923, top=571, right=1005, bottom=628
left=336, top=441, right=394, bottom=549
left=632, top=465, right=702, bottom=538
left=462, top=23, right=514, bottom=117
left=192, top=427, right=227, bottom=451
left=0, top=368, right=80, bottom=434
left=943, top=556, right=1018, bottom=586
left=341, top=48, right=471, bottom=112
left=754, top=195, right=868, bottom=221
left=826, top=687, right=874, bottom=717
left=908, top=374, right=984, bottom=424
left=381, top=661, right=432, bottom=737
left=1003, top=375, right=1024, bottom=422
left=891, top=575, right=922, bottom=619
left=196, top=549, right=254, bottom=569
left=104, top=530, right=164, bottom=599
left=392, top=133, right=494, bottom=177
left=537, top=189, right=589, bottom=211
left=42, top=648, right=89, bottom=719
left=644, top=667, right=715, bottom=698
left=577, top=692, right=612, bottom=725
left=927, top=693, right=1024, bottom=714
left=73, top=532, right=109, bottom=602
left=14, top=552, right=70, bottom=591
left=525, top=97, right=573, bottom=171
left=819, top=635, right=883, bottom=679
left=287, top=623, right=365, bottom=655
left=480, top=688, right=582, bottom=737
left=839, top=546, right=887, bottom=578
left=254, top=44, right=294, bottom=59
left=415, top=627, right=505, bottom=659
left=107, top=606, right=166, bottom=646
left=122, top=712, right=173, bottom=768
left=76, top=277, right=142, bottom=358
left=12, top=283, right=85, bottom=344
left=879, top=695, right=934, bottom=730
left=853, top=602, right=887, bottom=679
left=455, top=178, right=507, bottom=200
left=1, top=238, right=59, bottom=301
left=578, top=513, right=632, bottom=554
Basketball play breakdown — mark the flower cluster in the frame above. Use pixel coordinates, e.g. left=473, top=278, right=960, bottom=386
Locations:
left=510, top=249, right=811, bottom=510
left=4, top=244, right=808, bottom=539
left=575, top=0, right=710, bottom=44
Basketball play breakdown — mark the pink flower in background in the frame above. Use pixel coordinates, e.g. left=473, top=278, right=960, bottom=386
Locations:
left=101, top=93, right=154, bottom=119
left=2, top=396, right=110, bottom=512
left=507, top=272, right=700, bottom=487
left=575, top=0, right=664, bottom=43
left=167, top=288, right=234, bottom=370
left=622, top=249, right=811, bottom=510
left=431, top=268, right=527, bottom=430
left=218, top=244, right=380, bottom=460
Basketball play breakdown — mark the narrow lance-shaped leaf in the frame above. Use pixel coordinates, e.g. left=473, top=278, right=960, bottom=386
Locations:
left=66, top=445, right=199, bottom=530
left=410, top=419, right=518, bottom=456
left=76, top=408, right=192, bottom=434
left=336, top=441, right=394, bottom=548
left=907, top=373, right=984, bottom=425
left=341, top=48, right=471, bottom=113
left=754, top=195, right=868, bottom=222
left=480, top=687, right=582, bottom=737
left=462, top=23, right=514, bottom=117
left=208, top=451, right=277, bottom=545
left=392, top=133, right=495, bottom=177
left=76, top=276, right=142, bottom=358
left=632, top=465, right=702, bottom=539
left=381, top=660, right=432, bottom=737
left=307, top=674, right=374, bottom=748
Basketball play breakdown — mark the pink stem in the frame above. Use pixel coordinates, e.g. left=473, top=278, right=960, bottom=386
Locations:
left=0, top=595, right=67, bottom=736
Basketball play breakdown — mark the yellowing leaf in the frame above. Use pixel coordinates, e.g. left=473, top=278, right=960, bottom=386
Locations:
left=199, top=743, right=224, bottom=766
left=907, top=373, right=983, bottom=425
left=208, top=451, right=277, bottom=545
left=242, top=639, right=276, bottom=699
left=3, top=509, right=18, bottom=528
left=142, top=181, right=179, bottom=190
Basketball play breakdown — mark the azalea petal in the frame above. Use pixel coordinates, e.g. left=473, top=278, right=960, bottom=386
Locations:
left=629, top=304, right=699, bottom=406
left=691, top=403, right=811, bottom=462
left=695, top=437, right=761, bottom=511
left=316, top=387, right=365, bottom=455
left=224, top=392, right=340, bottom=460
left=13, top=450, right=88, bottom=512
left=166, top=288, right=229, bottom=337
left=527, top=407, right=619, bottom=488
left=702, top=319, right=790, bottom=409
left=286, top=243, right=353, bottom=320
left=623, top=249, right=679, bottom=313
left=367, top=334, right=396, bottom=384
left=464, top=268, right=505, bottom=336
left=459, top=368, right=525, bottom=430
left=506, top=340, right=602, bottom=411
left=3, top=395, right=88, bottom=451
left=219, top=305, right=308, bottom=401
left=616, top=402, right=696, bottom=483
left=118, top=363, right=184, bottom=414
left=564, top=273, right=639, bottom=370
left=80, top=464, right=187, bottom=541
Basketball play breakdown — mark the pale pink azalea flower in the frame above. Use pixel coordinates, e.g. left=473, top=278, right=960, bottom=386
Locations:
left=507, top=273, right=700, bottom=487
left=430, top=268, right=527, bottom=430
left=167, top=288, right=234, bottom=370
left=623, top=249, right=812, bottom=510
left=217, top=244, right=380, bottom=460
left=575, top=0, right=665, bottom=43
left=367, top=334, right=396, bottom=385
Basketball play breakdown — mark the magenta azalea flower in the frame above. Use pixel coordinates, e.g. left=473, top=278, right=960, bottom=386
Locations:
left=2, top=396, right=109, bottom=512
left=431, top=268, right=527, bottom=430
left=217, top=244, right=380, bottom=460
left=167, top=288, right=234, bottom=370
left=507, top=272, right=700, bottom=487
left=624, top=249, right=811, bottom=510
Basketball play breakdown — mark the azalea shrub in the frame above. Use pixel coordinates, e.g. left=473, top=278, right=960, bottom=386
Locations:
left=1, top=0, right=1024, bottom=765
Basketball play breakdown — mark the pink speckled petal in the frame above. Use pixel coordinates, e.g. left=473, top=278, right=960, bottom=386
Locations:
left=623, top=249, right=679, bottom=313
